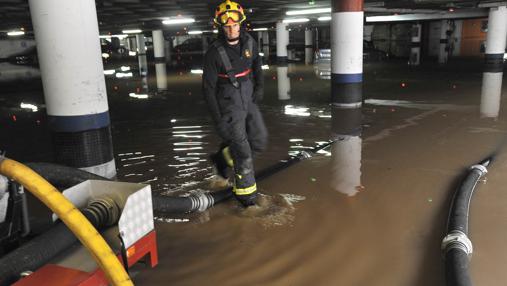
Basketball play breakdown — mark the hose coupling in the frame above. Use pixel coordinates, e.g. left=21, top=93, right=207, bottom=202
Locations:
left=189, top=192, right=215, bottom=212
left=470, top=164, right=488, bottom=176
left=85, top=197, right=121, bottom=227
left=441, top=230, right=473, bottom=257
left=299, top=151, right=312, bottom=159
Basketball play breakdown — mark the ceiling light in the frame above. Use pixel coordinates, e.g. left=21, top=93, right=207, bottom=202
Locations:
left=122, top=29, right=142, bottom=34
left=100, top=34, right=128, bottom=39
left=286, top=8, right=331, bottom=16
left=253, top=28, right=268, bottom=31
left=188, top=30, right=202, bottom=35
left=7, top=31, right=25, bottom=36
left=162, top=18, right=195, bottom=25
left=318, top=16, right=332, bottom=21
left=283, top=18, right=310, bottom=24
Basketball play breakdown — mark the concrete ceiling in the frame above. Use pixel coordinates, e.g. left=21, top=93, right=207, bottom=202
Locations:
left=0, top=0, right=500, bottom=34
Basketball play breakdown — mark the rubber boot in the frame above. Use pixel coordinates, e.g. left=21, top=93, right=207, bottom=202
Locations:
left=210, top=151, right=229, bottom=179
left=235, top=191, right=258, bottom=207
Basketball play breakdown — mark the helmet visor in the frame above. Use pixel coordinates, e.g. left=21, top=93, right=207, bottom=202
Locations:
left=218, top=11, right=242, bottom=25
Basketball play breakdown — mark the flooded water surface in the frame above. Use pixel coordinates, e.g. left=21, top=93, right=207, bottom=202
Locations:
left=2, top=61, right=507, bottom=285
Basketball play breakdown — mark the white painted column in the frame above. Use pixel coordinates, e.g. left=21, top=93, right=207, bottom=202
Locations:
left=28, top=0, right=115, bottom=178
left=276, top=21, right=289, bottom=64
left=331, top=0, right=364, bottom=106
left=152, top=30, right=165, bottom=60
left=480, top=6, right=507, bottom=118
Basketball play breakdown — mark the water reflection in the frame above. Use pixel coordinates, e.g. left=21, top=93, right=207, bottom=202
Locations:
left=155, top=63, right=168, bottom=91
left=330, top=106, right=363, bottom=197
left=480, top=72, right=503, bottom=119
left=313, top=62, right=331, bottom=80
left=0, top=63, right=40, bottom=82
left=277, top=66, right=291, bottom=100
left=170, top=125, right=209, bottom=180
left=20, top=102, right=39, bottom=112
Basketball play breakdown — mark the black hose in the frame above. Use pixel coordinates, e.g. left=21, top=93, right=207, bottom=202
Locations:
left=442, top=160, right=489, bottom=286
left=26, top=162, right=105, bottom=189
left=256, top=140, right=335, bottom=180
left=445, top=249, right=472, bottom=286
left=0, top=198, right=120, bottom=286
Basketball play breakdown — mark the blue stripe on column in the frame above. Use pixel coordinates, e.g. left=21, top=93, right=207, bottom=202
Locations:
left=48, top=111, right=111, bottom=132
left=332, top=73, right=363, bottom=84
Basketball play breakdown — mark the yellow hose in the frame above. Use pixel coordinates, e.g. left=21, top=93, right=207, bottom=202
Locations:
left=0, top=158, right=133, bottom=286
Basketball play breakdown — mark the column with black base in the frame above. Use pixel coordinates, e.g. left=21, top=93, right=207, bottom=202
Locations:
left=28, top=0, right=116, bottom=178
left=331, top=0, right=364, bottom=107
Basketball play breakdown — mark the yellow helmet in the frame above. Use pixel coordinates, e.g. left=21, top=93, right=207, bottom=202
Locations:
left=214, top=0, right=246, bottom=26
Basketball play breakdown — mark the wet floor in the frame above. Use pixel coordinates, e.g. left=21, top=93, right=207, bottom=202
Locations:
left=1, top=59, right=507, bottom=285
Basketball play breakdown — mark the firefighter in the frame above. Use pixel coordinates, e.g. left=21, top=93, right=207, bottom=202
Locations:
left=202, top=0, right=267, bottom=207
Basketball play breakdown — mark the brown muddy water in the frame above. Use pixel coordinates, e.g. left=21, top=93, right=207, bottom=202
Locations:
left=1, top=61, right=507, bottom=285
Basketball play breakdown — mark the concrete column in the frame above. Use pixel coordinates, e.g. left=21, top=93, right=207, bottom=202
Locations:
left=28, top=0, right=116, bottom=178
left=153, top=30, right=167, bottom=91
left=262, top=31, right=270, bottom=60
left=331, top=0, right=363, bottom=107
left=410, top=23, right=422, bottom=66
left=438, top=20, right=449, bottom=64
left=136, top=34, right=148, bottom=76
left=257, top=31, right=263, bottom=45
left=152, top=30, right=165, bottom=61
left=277, top=66, right=291, bottom=100
left=125, top=37, right=131, bottom=51
left=165, top=37, right=172, bottom=63
left=315, top=27, right=319, bottom=50
left=305, top=28, right=314, bottom=64
left=276, top=21, right=289, bottom=64
left=330, top=106, right=362, bottom=197
left=480, top=6, right=507, bottom=118
left=128, top=36, right=137, bottom=52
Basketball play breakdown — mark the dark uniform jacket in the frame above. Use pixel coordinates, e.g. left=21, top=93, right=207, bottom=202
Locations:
left=202, top=32, right=264, bottom=128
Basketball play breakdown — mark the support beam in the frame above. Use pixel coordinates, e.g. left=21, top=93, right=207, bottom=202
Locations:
left=331, top=0, right=364, bottom=107
left=28, top=0, right=116, bottom=178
